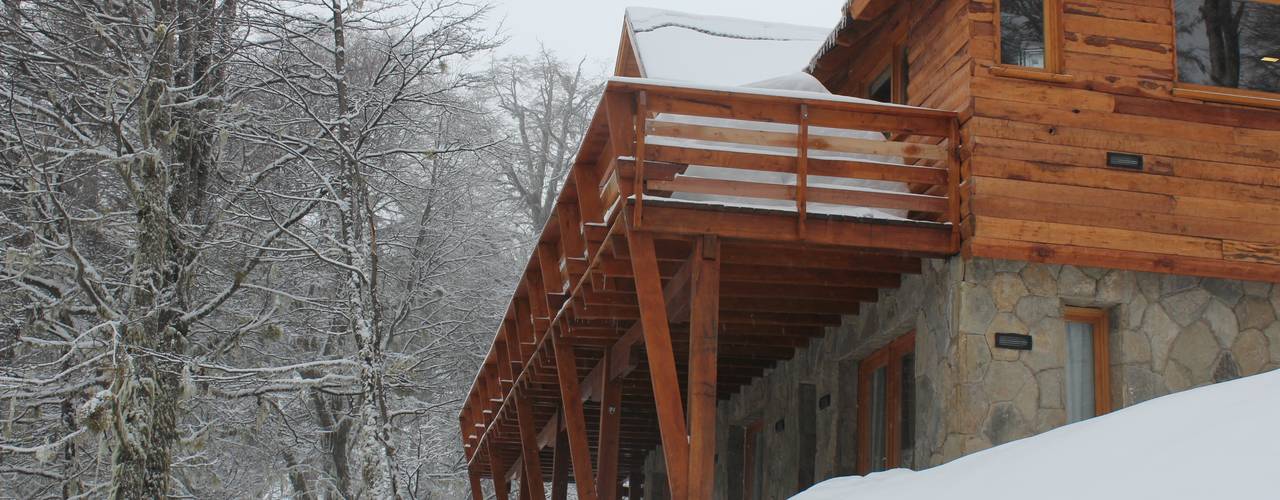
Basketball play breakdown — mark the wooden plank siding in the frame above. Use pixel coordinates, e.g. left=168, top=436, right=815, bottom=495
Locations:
left=816, top=0, right=1280, bottom=282
left=962, top=0, right=1280, bottom=282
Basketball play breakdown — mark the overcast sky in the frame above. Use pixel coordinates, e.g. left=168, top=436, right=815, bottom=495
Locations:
left=482, top=0, right=848, bottom=71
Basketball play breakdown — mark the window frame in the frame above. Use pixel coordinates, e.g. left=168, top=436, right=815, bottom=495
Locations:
left=861, top=40, right=910, bottom=105
left=1063, top=307, right=1113, bottom=418
left=992, top=0, right=1072, bottom=82
left=856, top=331, right=915, bottom=475
left=1170, top=0, right=1280, bottom=109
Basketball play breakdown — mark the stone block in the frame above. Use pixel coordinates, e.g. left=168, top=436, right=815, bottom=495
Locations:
left=1236, top=296, right=1277, bottom=331
left=1036, top=368, right=1065, bottom=409
left=1095, top=270, right=1136, bottom=304
left=1232, top=329, right=1270, bottom=376
left=1058, top=266, right=1097, bottom=298
left=983, top=402, right=1029, bottom=446
left=1166, top=321, right=1218, bottom=384
left=1019, top=264, right=1058, bottom=297
left=1160, top=288, right=1211, bottom=327
left=983, top=360, right=1032, bottom=402
left=958, top=282, right=996, bottom=335
left=1014, top=295, right=1060, bottom=325
left=990, top=273, right=1028, bottom=312
left=1141, top=303, right=1179, bottom=372
left=1202, top=299, right=1240, bottom=348
left=1202, top=278, right=1244, bottom=306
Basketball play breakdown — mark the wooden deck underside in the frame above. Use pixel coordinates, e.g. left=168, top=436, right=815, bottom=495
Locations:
left=469, top=201, right=952, bottom=491
left=459, top=79, right=961, bottom=500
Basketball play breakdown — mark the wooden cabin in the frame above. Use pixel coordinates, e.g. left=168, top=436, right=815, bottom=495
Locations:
left=459, top=1, right=1280, bottom=499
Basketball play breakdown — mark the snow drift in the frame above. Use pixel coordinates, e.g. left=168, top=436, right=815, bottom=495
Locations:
left=793, top=369, right=1280, bottom=500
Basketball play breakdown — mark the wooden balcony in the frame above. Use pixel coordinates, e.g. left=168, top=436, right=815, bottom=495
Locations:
left=458, top=78, right=961, bottom=500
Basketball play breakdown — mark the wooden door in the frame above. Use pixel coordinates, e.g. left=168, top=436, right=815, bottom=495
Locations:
left=856, top=331, right=916, bottom=475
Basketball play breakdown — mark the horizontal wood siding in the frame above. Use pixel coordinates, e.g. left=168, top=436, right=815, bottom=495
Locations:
left=966, top=0, right=1280, bottom=282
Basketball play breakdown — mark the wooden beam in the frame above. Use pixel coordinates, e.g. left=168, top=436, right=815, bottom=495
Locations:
left=467, top=462, right=484, bottom=500
left=515, top=393, right=546, bottom=499
left=625, top=225, right=690, bottom=499
left=687, top=236, right=720, bottom=500
left=551, top=430, right=570, bottom=500
left=597, top=354, right=623, bottom=500
left=488, top=439, right=512, bottom=500
left=849, top=0, right=894, bottom=20
left=552, top=330, right=599, bottom=500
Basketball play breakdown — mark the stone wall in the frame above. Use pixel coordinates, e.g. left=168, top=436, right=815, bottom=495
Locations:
left=638, top=257, right=1280, bottom=499
left=948, top=259, right=1280, bottom=458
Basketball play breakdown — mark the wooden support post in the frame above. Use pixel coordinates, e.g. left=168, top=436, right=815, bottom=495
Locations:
left=515, top=393, right=547, bottom=499
left=625, top=226, right=689, bottom=499
left=796, top=104, right=809, bottom=238
left=489, top=440, right=512, bottom=500
left=947, top=118, right=962, bottom=252
left=596, top=354, right=623, bottom=500
left=687, top=236, right=720, bottom=499
left=552, top=330, right=600, bottom=500
left=633, top=91, right=648, bottom=227
left=551, top=430, right=571, bottom=500
left=467, top=465, right=484, bottom=500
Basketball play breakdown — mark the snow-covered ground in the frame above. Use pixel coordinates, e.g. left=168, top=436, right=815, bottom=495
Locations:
left=793, top=369, right=1280, bottom=499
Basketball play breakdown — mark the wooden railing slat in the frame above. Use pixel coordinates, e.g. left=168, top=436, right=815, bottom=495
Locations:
left=646, top=119, right=949, bottom=161
left=646, top=176, right=949, bottom=214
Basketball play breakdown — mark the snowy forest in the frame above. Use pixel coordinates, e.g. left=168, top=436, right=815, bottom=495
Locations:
left=0, top=0, right=601, bottom=498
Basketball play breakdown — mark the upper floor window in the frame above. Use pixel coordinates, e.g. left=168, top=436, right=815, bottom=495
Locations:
left=1175, top=0, right=1280, bottom=94
left=998, top=0, right=1062, bottom=72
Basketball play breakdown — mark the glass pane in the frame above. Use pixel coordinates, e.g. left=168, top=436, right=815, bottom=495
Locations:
left=901, top=47, right=910, bottom=104
left=869, top=366, right=888, bottom=472
left=869, top=68, right=893, bottom=103
left=1176, top=0, right=1280, bottom=93
left=1065, top=321, right=1096, bottom=424
left=1001, top=0, right=1046, bottom=68
left=900, top=354, right=915, bottom=469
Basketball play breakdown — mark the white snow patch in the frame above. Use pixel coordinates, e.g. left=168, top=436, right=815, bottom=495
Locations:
left=625, top=7, right=830, bottom=87
left=792, top=369, right=1280, bottom=500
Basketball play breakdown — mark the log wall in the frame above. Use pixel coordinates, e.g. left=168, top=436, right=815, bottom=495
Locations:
left=964, top=0, right=1280, bottom=282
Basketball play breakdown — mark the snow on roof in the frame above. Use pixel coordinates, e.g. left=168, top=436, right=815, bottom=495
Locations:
left=625, top=7, right=832, bottom=87
left=793, top=369, right=1280, bottom=500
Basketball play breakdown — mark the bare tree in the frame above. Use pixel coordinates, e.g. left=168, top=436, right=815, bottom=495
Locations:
left=1, top=0, right=513, bottom=498
left=486, top=50, right=601, bottom=229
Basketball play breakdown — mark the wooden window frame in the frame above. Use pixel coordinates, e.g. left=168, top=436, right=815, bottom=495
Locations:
left=1063, top=307, right=1112, bottom=417
left=855, top=331, right=915, bottom=475
left=1170, top=0, right=1280, bottom=110
left=991, top=0, right=1073, bottom=83
left=860, top=39, right=909, bottom=105
left=743, top=419, right=764, bottom=500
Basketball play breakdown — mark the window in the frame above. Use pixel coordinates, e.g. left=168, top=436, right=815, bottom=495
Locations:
left=996, top=0, right=1063, bottom=73
left=864, top=44, right=910, bottom=105
left=857, top=332, right=916, bottom=475
left=1063, top=308, right=1112, bottom=423
left=869, top=67, right=893, bottom=104
left=1175, top=0, right=1280, bottom=95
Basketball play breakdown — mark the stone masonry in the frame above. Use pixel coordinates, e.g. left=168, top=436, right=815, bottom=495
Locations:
left=636, top=256, right=1280, bottom=500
